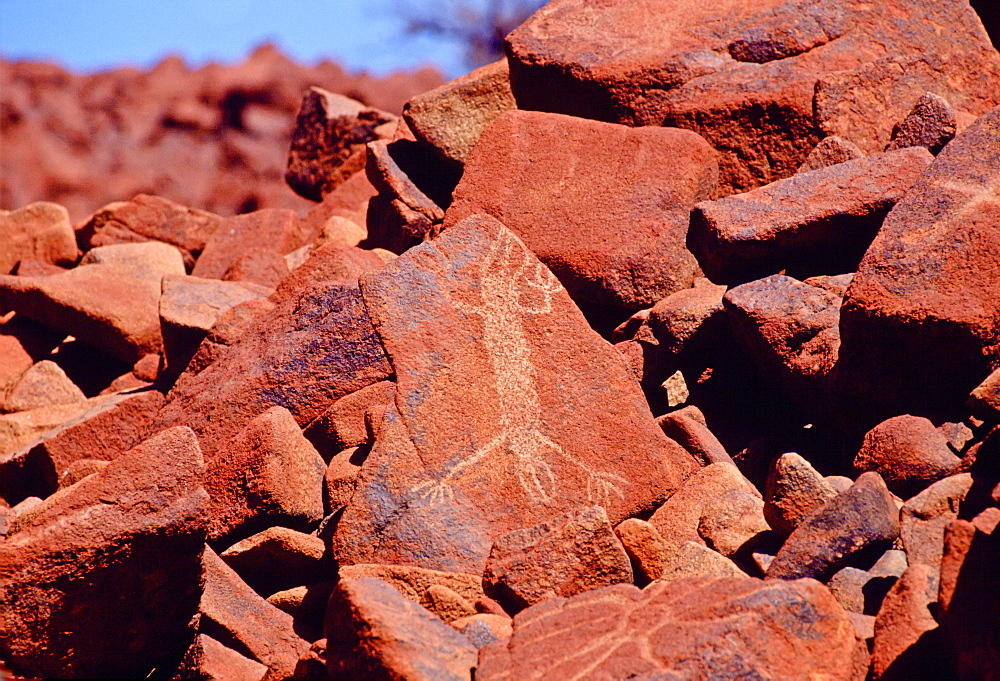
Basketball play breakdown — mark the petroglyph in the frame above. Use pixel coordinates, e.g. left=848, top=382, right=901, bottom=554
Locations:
left=412, top=231, right=627, bottom=506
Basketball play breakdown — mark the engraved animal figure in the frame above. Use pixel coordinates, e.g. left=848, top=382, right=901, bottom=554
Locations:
left=413, top=231, right=627, bottom=506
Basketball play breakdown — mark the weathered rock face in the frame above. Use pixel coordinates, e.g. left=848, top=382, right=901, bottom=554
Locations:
left=152, top=282, right=392, bottom=459
left=476, top=576, right=868, bottom=680
left=839, top=105, right=1000, bottom=424
left=505, top=0, right=1000, bottom=195
left=444, top=109, right=717, bottom=310
left=0, top=426, right=208, bottom=679
left=334, top=214, right=696, bottom=573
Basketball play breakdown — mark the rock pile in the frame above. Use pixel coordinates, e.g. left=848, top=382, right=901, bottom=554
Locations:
left=2, top=1, right=1000, bottom=679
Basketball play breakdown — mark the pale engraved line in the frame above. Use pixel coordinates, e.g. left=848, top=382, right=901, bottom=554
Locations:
left=411, top=231, right=627, bottom=506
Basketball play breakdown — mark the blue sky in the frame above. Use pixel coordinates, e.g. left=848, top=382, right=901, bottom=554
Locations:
left=0, top=0, right=473, bottom=77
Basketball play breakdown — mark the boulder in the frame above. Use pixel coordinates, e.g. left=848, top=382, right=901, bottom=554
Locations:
left=476, top=576, right=868, bottom=680
left=482, top=505, right=633, bottom=612
left=505, top=0, right=1000, bottom=194
left=764, top=452, right=839, bottom=536
left=768, top=472, right=900, bottom=581
left=220, top=526, right=327, bottom=597
left=0, top=201, right=77, bottom=274
left=854, top=415, right=961, bottom=498
left=285, top=88, right=396, bottom=202
left=334, top=214, right=695, bottom=573
left=689, top=147, right=932, bottom=285
left=839, top=105, right=1000, bottom=423
left=444, top=110, right=718, bottom=310
left=0, top=426, right=207, bottom=679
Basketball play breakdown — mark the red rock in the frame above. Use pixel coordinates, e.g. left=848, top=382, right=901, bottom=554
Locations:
left=304, top=379, right=395, bottom=457
left=159, top=273, right=271, bottom=382
left=690, top=147, right=932, bottom=285
left=55, top=457, right=107, bottom=489
left=764, top=452, right=838, bottom=536
left=839, top=106, right=1000, bottom=422
left=337, top=563, right=485, bottom=615
left=482, top=505, right=633, bottom=612
left=871, top=563, right=942, bottom=680
left=506, top=0, right=1000, bottom=195
left=887, top=92, right=958, bottom=155
left=768, top=472, right=900, bottom=581
left=285, top=88, right=396, bottom=202
left=0, top=359, right=84, bottom=413
left=854, top=415, right=962, bottom=498
left=0, top=313, right=64, bottom=392
left=969, top=367, right=1000, bottom=421
left=0, top=426, right=207, bottom=679
left=646, top=280, right=728, bottom=357
left=723, top=274, right=841, bottom=411
left=403, top=58, right=516, bottom=168
left=270, top=241, right=387, bottom=305
left=205, top=406, right=326, bottom=543
left=655, top=405, right=733, bottom=466
left=152, top=282, right=391, bottom=460
left=201, top=546, right=309, bottom=679
left=698, top=488, right=771, bottom=558
left=190, top=208, right=309, bottom=281
left=658, top=541, right=745, bottom=582
left=325, top=576, right=477, bottom=681
left=797, top=135, right=865, bottom=173
left=220, top=526, right=327, bottom=597
left=476, top=576, right=868, bottom=680
left=0, top=201, right=77, bottom=274
left=79, top=239, right=187, bottom=279
left=297, top=169, right=378, bottom=246
left=0, top=389, right=164, bottom=503
left=334, top=214, right=696, bottom=573
left=221, top=246, right=289, bottom=288
left=649, top=462, right=760, bottom=558
left=444, top=110, right=718, bottom=310
left=0, top=396, right=105, bottom=460
left=76, top=194, right=224, bottom=270
left=614, top=518, right=671, bottom=584
left=0, top=261, right=166, bottom=363
left=177, top=634, right=268, bottom=681
left=451, top=613, right=512, bottom=649
left=321, top=446, right=366, bottom=513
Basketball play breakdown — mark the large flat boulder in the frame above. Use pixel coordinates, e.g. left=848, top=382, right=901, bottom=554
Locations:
left=505, top=0, right=1000, bottom=194
left=334, top=214, right=696, bottom=573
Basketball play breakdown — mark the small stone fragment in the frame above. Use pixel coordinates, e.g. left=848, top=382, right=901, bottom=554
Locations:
left=886, top=92, right=958, bottom=155
left=655, top=405, right=733, bottom=466
left=900, top=473, right=974, bottom=570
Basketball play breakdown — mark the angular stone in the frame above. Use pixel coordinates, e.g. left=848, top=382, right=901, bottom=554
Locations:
left=482, top=506, right=633, bottom=612
left=1, top=359, right=85, bottom=413
left=424, top=584, right=477, bottom=623
left=76, top=194, right=224, bottom=270
left=152, top=283, right=391, bottom=460
left=0, top=262, right=165, bottom=363
left=337, top=563, right=485, bottom=614
left=698, top=488, right=770, bottom=557
left=206, top=406, right=326, bottom=543
left=325, top=576, right=477, bottom=681
left=304, top=379, right=395, bottom=457
left=0, top=201, right=77, bottom=274
left=0, top=426, right=207, bottom=679
left=269, top=242, right=386, bottom=305
left=969, top=367, right=1000, bottom=421
left=322, top=446, right=366, bottom=513
left=839, top=106, right=1000, bottom=422
left=614, top=518, right=671, bottom=583
left=220, top=526, right=326, bottom=597
left=159, top=274, right=271, bottom=381
left=177, top=634, right=268, bottom=681
left=723, top=274, right=841, bottom=409
left=900, top=473, right=973, bottom=569
left=854, top=415, right=961, bottom=498
left=56, top=457, right=108, bottom=489
left=887, top=92, right=958, bottom=155
left=445, top=110, right=717, bottom=310
left=764, top=452, right=839, bottom=536
left=0, top=313, right=64, bottom=392
left=79, top=240, right=186, bottom=280
left=221, top=247, right=289, bottom=288
left=655, top=405, right=733, bottom=466
left=335, top=215, right=695, bottom=572
left=768, top=472, right=900, bottom=581
left=649, top=462, right=760, bottom=558
left=298, top=169, right=377, bottom=245
left=476, top=577, right=868, bottom=680
left=285, top=88, right=396, bottom=202
left=506, top=0, right=1000, bottom=195
left=451, top=613, right=512, bottom=650
left=0, top=397, right=103, bottom=460
left=201, top=546, right=309, bottom=679
left=646, top=280, right=728, bottom=356
left=872, top=563, right=942, bottom=680
left=191, top=209, right=311, bottom=281
left=797, top=135, right=865, bottom=173
left=658, top=541, right=745, bottom=582
left=403, top=58, right=515, bottom=167
left=828, top=566, right=890, bottom=616
left=690, top=147, right=932, bottom=285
